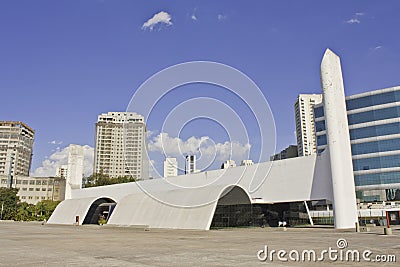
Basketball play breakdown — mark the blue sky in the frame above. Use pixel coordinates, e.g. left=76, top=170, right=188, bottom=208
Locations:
left=1, top=1, right=399, bottom=176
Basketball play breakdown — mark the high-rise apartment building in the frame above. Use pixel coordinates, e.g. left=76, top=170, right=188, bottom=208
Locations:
left=163, top=157, right=178, bottom=177
left=294, top=94, right=323, bottom=156
left=185, top=155, right=197, bottom=174
left=94, top=112, right=148, bottom=180
left=0, top=121, right=34, bottom=182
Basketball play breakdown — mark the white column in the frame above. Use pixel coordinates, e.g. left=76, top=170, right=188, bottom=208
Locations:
left=65, top=145, right=84, bottom=200
left=321, top=48, right=358, bottom=229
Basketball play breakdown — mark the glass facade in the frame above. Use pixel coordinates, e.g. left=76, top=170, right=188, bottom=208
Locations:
left=314, top=87, right=400, bottom=202
left=346, top=90, right=400, bottom=111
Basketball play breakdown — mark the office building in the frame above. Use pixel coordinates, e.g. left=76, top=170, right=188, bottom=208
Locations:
left=0, top=175, right=66, bottom=205
left=185, top=155, right=197, bottom=174
left=221, top=160, right=236, bottom=169
left=314, top=86, right=400, bottom=202
left=0, top=121, right=34, bottom=182
left=164, top=157, right=178, bottom=177
left=294, top=94, right=322, bottom=156
left=94, top=112, right=148, bottom=180
left=270, top=145, right=298, bottom=161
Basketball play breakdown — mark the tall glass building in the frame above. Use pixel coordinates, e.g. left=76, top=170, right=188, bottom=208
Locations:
left=314, top=86, right=400, bottom=202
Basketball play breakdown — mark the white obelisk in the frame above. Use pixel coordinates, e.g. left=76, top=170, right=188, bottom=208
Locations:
left=65, top=145, right=84, bottom=200
left=321, top=48, right=358, bottom=229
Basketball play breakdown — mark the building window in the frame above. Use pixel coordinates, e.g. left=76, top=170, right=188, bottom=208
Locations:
left=36, top=188, right=40, bottom=191
left=29, top=188, right=33, bottom=191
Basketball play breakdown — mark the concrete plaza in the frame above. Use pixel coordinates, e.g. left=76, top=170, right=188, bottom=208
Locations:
left=0, top=221, right=398, bottom=266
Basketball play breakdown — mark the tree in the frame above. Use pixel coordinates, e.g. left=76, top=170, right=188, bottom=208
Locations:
left=15, top=202, right=36, bottom=221
left=35, top=200, right=60, bottom=221
left=0, top=188, right=19, bottom=220
left=84, top=172, right=136, bottom=188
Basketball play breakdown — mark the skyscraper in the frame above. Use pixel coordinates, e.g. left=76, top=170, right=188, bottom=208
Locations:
left=185, top=155, right=197, bottom=174
left=0, top=121, right=34, bottom=183
left=163, top=157, right=178, bottom=177
left=294, top=94, right=323, bottom=156
left=94, top=112, right=148, bottom=180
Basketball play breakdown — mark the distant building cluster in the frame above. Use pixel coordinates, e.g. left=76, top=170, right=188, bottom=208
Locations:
left=3, top=84, right=400, bottom=206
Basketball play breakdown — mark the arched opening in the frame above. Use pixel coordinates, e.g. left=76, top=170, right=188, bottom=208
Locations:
left=210, top=186, right=252, bottom=228
left=83, top=197, right=116, bottom=225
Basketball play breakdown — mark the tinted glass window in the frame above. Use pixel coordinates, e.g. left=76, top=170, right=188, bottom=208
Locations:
left=351, top=138, right=400, bottom=155
left=315, top=121, right=326, bottom=132
left=314, top=106, right=324, bottom=118
left=353, top=154, right=400, bottom=171
left=317, top=134, right=327, bottom=146
left=354, top=171, right=400, bottom=186
left=350, top=122, right=400, bottom=140
left=348, top=106, right=400, bottom=125
left=346, top=91, right=397, bottom=111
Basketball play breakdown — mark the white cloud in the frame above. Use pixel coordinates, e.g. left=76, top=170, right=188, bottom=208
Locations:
left=346, top=18, right=360, bottom=24
left=374, top=45, right=383, bottom=50
left=142, top=11, right=172, bottom=31
left=217, top=14, right=227, bottom=21
left=49, top=140, right=63, bottom=145
left=33, top=144, right=94, bottom=177
left=355, top=12, right=364, bottom=16
left=191, top=14, right=197, bottom=21
left=149, top=133, right=250, bottom=164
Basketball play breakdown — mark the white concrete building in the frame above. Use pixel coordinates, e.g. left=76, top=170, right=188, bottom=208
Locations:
left=163, top=157, right=178, bottom=177
left=49, top=49, right=358, bottom=230
left=94, top=112, right=148, bottom=180
left=221, top=160, right=236, bottom=169
left=0, top=121, right=34, bottom=181
left=294, top=94, right=322, bottom=156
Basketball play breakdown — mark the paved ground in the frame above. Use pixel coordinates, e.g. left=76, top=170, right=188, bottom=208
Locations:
left=0, top=221, right=399, bottom=266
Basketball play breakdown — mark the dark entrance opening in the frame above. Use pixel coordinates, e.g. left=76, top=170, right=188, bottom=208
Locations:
left=210, top=188, right=311, bottom=229
left=83, top=198, right=116, bottom=225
